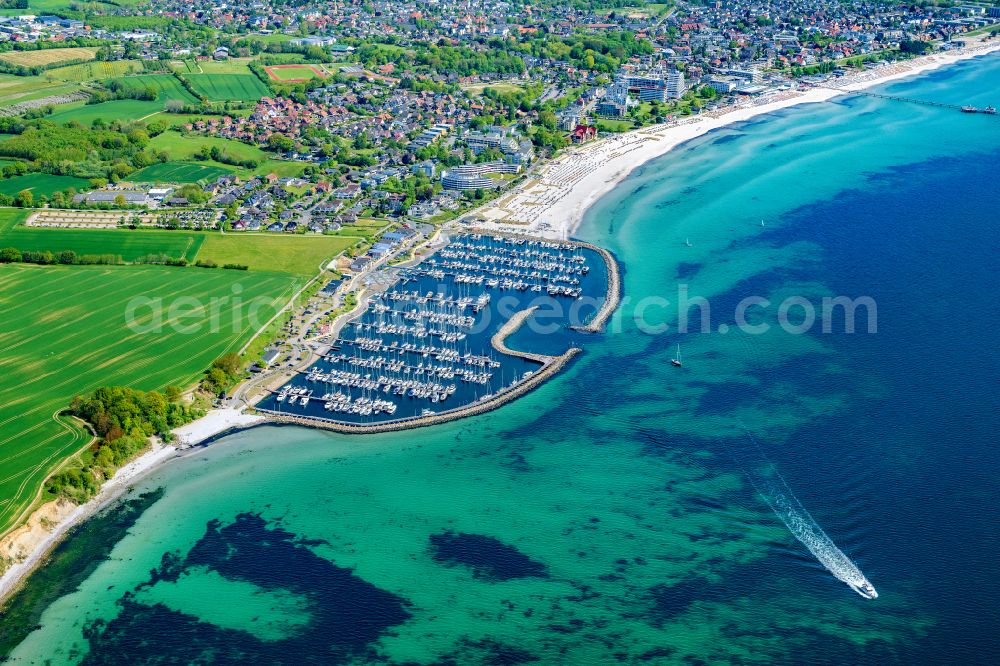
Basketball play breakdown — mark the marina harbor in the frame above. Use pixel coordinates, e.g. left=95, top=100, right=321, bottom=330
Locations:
left=255, top=233, right=612, bottom=427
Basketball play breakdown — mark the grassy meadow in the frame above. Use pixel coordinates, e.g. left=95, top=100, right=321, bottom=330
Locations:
left=0, top=263, right=302, bottom=535
left=197, top=233, right=360, bottom=275
left=265, top=64, right=325, bottom=82
left=0, top=175, right=89, bottom=198
left=462, top=82, right=527, bottom=96
left=189, top=58, right=256, bottom=75
left=143, top=131, right=307, bottom=179
left=148, top=131, right=267, bottom=163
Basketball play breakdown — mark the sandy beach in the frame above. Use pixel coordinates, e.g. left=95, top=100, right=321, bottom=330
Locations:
left=476, top=38, right=1000, bottom=240
left=171, top=408, right=265, bottom=447
left=0, top=408, right=263, bottom=605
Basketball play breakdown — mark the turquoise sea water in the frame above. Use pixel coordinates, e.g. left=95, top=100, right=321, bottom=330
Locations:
left=5, top=54, right=1000, bottom=664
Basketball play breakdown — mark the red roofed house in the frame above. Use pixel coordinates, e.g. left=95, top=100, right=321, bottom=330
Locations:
left=571, top=124, right=598, bottom=144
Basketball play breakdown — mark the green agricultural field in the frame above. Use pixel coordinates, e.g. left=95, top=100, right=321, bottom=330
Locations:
left=0, top=263, right=301, bottom=535
left=0, top=47, right=98, bottom=69
left=198, top=233, right=360, bottom=276
left=47, top=99, right=164, bottom=125
left=0, top=209, right=205, bottom=262
left=0, top=174, right=90, bottom=198
left=129, top=161, right=233, bottom=184
left=167, top=60, right=197, bottom=74
left=113, top=73, right=199, bottom=104
left=183, top=73, right=270, bottom=102
left=44, top=60, right=143, bottom=83
left=0, top=74, right=81, bottom=108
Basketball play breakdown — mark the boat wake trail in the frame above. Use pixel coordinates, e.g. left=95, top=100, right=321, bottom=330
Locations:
left=729, top=426, right=877, bottom=600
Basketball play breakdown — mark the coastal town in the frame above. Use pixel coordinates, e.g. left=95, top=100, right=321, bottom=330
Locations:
left=1, top=0, right=1000, bottom=659
left=0, top=0, right=995, bottom=235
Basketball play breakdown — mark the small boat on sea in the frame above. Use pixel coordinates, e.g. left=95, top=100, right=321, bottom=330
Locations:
left=671, top=343, right=683, bottom=368
left=961, top=105, right=978, bottom=113
left=984, top=106, right=997, bottom=115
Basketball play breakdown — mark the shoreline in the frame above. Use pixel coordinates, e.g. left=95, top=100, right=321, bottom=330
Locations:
left=0, top=441, right=176, bottom=604
left=1, top=39, right=997, bottom=612
left=0, top=409, right=263, bottom=606
left=475, top=38, right=1000, bottom=241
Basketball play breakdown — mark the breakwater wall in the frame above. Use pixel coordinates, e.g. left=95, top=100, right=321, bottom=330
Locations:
left=257, top=347, right=579, bottom=435
left=256, top=305, right=577, bottom=434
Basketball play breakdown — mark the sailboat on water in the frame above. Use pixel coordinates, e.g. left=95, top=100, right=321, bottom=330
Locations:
left=671, top=343, right=682, bottom=367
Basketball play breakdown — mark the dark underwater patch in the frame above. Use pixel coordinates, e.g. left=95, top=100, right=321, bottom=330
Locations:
left=431, top=637, right=540, bottom=665
left=653, top=196, right=682, bottom=210
left=430, top=531, right=548, bottom=581
left=79, top=512, right=411, bottom=665
left=646, top=579, right=724, bottom=627
left=675, top=261, right=702, bottom=280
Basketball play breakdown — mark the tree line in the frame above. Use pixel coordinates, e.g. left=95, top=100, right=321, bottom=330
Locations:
left=0, top=248, right=123, bottom=266
left=47, top=386, right=200, bottom=503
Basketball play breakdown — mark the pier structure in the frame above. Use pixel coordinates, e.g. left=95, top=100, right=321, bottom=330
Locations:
left=818, top=85, right=997, bottom=115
